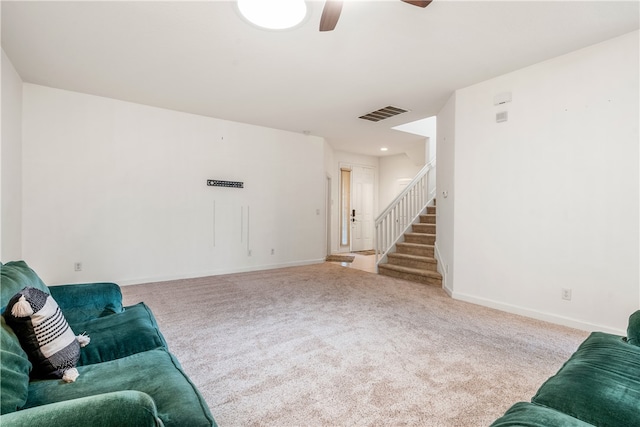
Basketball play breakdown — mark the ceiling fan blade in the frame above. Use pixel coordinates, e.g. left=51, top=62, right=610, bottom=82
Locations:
left=319, top=1, right=343, bottom=32
left=401, top=0, right=433, bottom=8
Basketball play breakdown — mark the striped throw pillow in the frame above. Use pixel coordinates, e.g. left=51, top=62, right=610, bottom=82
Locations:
left=3, top=287, right=90, bottom=382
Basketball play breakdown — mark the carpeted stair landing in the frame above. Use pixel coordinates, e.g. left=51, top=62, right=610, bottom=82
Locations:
left=378, top=204, right=443, bottom=286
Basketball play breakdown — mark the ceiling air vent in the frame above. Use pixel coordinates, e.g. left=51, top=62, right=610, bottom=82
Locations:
left=359, top=106, right=409, bottom=122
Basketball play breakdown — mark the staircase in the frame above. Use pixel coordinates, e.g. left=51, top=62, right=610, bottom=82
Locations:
left=377, top=203, right=443, bottom=287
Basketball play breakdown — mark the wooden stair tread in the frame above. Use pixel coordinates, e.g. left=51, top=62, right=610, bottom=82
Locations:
left=420, top=220, right=436, bottom=225
left=404, top=232, right=436, bottom=237
left=397, top=242, right=435, bottom=248
left=387, top=253, right=436, bottom=263
left=412, top=223, right=435, bottom=230
left=378, top=263, right=442, bottom=278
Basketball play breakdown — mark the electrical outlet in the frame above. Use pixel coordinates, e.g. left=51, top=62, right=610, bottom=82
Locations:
left=561, top=288, right=572, bottom=301
left=271, top=248, right=275, bottom=255
left=74, top=262, right=82, bottom=272
left=248, top=250, right=252, bottom=257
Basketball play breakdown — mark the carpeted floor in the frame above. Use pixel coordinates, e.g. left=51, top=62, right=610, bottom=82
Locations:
left=121, top=263, right=588, bottom=427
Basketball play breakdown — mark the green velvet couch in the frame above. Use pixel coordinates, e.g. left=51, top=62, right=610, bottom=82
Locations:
left=491, top=311, right=640, bottom=427
left=1, top=260, right=217, bottom=427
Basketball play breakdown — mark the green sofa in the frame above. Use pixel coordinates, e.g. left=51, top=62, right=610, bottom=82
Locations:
left=0, top=260, right=217, bottom=427
left=491, top=311, right=640, bottom=427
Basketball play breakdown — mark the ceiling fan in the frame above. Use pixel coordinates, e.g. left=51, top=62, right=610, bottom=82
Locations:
left=319, top=0, right=432, bottom=32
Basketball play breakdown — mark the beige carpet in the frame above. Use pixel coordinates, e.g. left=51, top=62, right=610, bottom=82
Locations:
left=353, top=250, right=376, bottom=256
left=121, top=263, right=588, bottom=427
left=326, top=255, right=355, bottom=263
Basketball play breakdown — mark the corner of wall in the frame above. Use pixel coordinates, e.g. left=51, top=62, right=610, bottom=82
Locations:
left=435, top=92, right=456, bottom=296
left=1, top=49, right=24, bottom=261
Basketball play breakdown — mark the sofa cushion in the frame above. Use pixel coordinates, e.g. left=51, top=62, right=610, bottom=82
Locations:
left=490, top=402, right=595, bottom=427
left=1, top=261, right=49, bottom=311
left=0, top=317, right=31, bottom=415
left=48, top=282, right=124, bottom=325
left=531, top=332, right=640, bottom=427
left=0, top=391, right=162, bottom=427
left=24, top=348, right=216, bottom=427
left=627, top=310, right=640, bottom=347
left=72, top=303, right=167, bottom=365
left=4, top=287, right=83, bottom=382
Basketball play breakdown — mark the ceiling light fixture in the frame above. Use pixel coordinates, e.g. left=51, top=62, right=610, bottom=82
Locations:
left=380, top=147, right=389, bottom=152
left=237, top=0, right=307, bottom=30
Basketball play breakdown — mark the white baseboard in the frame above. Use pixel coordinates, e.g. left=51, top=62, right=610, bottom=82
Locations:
left=118, top=258, right=326, bottom=286
left=434, top=242, right=453, bottom=296
left=451, top=290, right=626, bottom=336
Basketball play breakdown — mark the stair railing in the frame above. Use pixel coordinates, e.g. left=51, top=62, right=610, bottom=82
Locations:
left=375, top=159, right=436, bottom=266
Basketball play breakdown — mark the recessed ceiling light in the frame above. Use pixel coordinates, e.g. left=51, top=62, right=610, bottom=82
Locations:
left=237, top=0, right=307, bottom=30
left=380, top=147, right=389, bottom=152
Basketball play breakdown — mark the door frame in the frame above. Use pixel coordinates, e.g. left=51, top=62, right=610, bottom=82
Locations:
left=338, top=162, right=377, bottom=253
left=326, top=175, right=332, bottom=256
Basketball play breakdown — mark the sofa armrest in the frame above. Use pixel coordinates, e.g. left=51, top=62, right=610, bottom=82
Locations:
left=0, top=391, right=163, bottom=427
left=627, top=310, right=640, bottom=346
left=48, top=282, right=124, bottom=325
left=490, top=402, right=595, bottom=427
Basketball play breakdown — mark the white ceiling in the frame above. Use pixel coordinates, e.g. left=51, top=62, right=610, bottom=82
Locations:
left=2, top=1, right=639, bottom=157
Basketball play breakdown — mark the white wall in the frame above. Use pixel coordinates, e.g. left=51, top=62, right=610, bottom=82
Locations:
left=333, top=151, right=379, bottom=173
left=1, top=49, right=23, bottom=261
left=324, top=140, right=337, bottom=255
left=449, top=31, right=639, bottom=334
left=378, top=153, right=423, bottom=210
left=435, top=94, right=456, bottom=295
left=22, top=84, right=327, bottom=285
left=402, top=141, right=426, bottom=167
left=425, top=117, right=437, bottom=163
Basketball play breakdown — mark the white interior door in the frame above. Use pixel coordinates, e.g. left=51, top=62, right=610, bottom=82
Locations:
left=351, top=166, right=374, bottom=251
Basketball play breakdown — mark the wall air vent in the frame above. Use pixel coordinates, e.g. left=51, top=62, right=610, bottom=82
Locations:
left=359, top=106, right=409, bottom=122
left=207, top=179, right=244, bottom=188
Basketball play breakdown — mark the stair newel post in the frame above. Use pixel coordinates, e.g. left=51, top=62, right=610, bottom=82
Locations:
left=424, top=174, right=428, bottom=206
left=416, top=183, right=420, bottom=217
left=384, top=218, right=387, bottom=259
left=422, top=173, right=427, bottom=209
left=403, top=193, right=408, bottom=230
left=408, top=192, right=411, bottom=227
left=390, top=206, right=395, bottom=250
left=375, top=219, right=380, bottom=263
left=407, top=190, right=412, bottom=229
left=395, top=200, right=400, bottom=241
left=399, top=197, right=403, bottom=237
